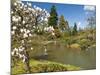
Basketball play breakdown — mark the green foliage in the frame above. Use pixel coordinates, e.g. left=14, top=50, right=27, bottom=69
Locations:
left=78, top=39, right=91, bottom=50
left=54, top=29, right=62, bottom=38
left=48, top=5, right=58, bottom=28
left=11, top=59, right=80, bottom=74
left=59, top=15, right=69, bottom=31
left=11, top=2, right=96, bottom=74
left=65, top=36, right=78, bottom=45
left=72, top=23, right=77, bottom=35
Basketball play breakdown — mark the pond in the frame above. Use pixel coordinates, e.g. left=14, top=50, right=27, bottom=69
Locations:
left=31, top=43, right=96, bottom=70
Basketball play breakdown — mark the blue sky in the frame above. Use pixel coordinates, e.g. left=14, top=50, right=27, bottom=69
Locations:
left=22, top=1, right=96, bottom=29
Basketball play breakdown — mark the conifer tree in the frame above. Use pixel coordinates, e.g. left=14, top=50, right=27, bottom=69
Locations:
left=72, top=23, right=77, bottom=35
left=59, top=15, right=69, bottom=31
left=48, top=5, right=58, bottom=28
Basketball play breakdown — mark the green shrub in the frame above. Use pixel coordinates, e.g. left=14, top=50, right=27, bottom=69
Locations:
left=79, top=39, right=91, bottom=50
left=54, top=29, right=62, bottom=38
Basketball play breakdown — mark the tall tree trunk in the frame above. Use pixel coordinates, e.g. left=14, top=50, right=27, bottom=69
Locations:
left=23, top=39, right=31, bottom=73
left=24, top=50, right=31, bottom=73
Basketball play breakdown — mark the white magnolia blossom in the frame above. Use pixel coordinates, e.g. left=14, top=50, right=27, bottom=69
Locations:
left=19, top=53, right=23, bottom=58
left=46, top=12, right=50, bottom=17
left=31, top=47, right=33, bottom=50
left=20, top=29, right=24, bottom=33
left=28, top=7, right=33, bottom=11
left=49, top=26, right=54, bottom=32
left=16, top=52, right=19, bottom=55
left=23, top=29, right=27, bottom=32
left=24, top=5, right=28, bottom=8
left=27, top=2, right=32, bottom=7
left=23, top=33, right=28, bottom=38
left=11, top=1, right=50, bottom=63
left=21, top=2, right=24, bottom=7
left=19, top=48, right=23, bottom=52
left=11, top=31, right=15, bottom=35
left=52, top=32, right=55, bottom=36
left=44, top=26, right=54, bottom=32
left=19, top=46, right=24, bottom=52
left=12, top=16, right=21, bottom=22
left=33, top=26, right=36, bottom=28
left=26, top=30, right=30, bottom=34
left=22, top=55, right=27, bottom=63
left=32, top=5, right=49, bottom=22
left=44, top=18, right=48, bottom=22
left=20, top=5, right=23, bottom=9
left=14, top=48, right=18, bottom=52
left=35, top=7, right=42, bottom=11
left=29, top=33, right=32, bottom=37
left=14, top=2, right=17, bottom=6
left=11, top=51, right=15, bottom=56
left=12, top=26, right=17, bottom=30
left=22, top=29, right=32, bottom=38
left=12, top=45, right=27, bottom=63
left=22, top=20, right=25, bottom=24
left=11, top=11, right=14, bottom=14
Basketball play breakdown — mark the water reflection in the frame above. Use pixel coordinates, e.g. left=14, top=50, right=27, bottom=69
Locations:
left=31, top=44, right=96, bottom=70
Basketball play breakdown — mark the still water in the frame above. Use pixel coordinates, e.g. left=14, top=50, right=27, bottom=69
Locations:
left=31, top=44, right=96, bottom=70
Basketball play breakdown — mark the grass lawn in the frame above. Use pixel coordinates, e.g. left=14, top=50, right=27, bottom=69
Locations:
left=11, top=59, right=80, bottom=75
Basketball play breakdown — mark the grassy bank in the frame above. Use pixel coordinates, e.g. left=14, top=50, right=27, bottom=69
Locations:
left=12, top=59, right=80, bottom=75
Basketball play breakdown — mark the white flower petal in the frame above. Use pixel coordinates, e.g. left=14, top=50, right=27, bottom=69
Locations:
left=26, top=30, right=30, bottom=33
left=14, top=2, right=17, bottom=6
left=11, top=31, right=15, bottom=35
left=27, top=2, right=32, bottom=7
left=11, top=51, right=15, bottom=56
left=23, top=33, right=28, bottom=38
left=13, top=26, right=17, bottom=30
left=14, top=48, right=18, bottom=52
left=29, top=33, right=32, bottom=37
left=20, top=29, right=24, bottom=33
left=19, top=54, right=23, bottom=58
left=31, top=47, right=33, bottom=50
left=22, top=20, right=25, bottom=24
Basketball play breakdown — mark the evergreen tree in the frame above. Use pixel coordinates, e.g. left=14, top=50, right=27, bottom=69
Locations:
left=59, top=15, right=66, bottom=31
left=65, top=20, right=69, bottom=30
left=72, top=23, right=77, bottom=35
left=59, top=15, right=69, bottom=31
left=48, top=5, right=58, bottom=28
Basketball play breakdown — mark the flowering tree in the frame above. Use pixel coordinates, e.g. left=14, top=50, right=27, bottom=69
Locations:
left=11, top=1, right=49, bottom=73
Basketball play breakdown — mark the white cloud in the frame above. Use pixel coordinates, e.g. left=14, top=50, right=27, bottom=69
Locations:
left=77, top=22, right=81, bottom=30
left=84, top=5, right=95, bottom=11
left=77, top=22, right=81, bottom=26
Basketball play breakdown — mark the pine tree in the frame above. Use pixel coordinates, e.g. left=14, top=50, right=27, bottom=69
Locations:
left=48, top=5, right=58, bottom=28
left=72, top=23, right=77, bottom=35
left=59, top=15, right=69, bottom=31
